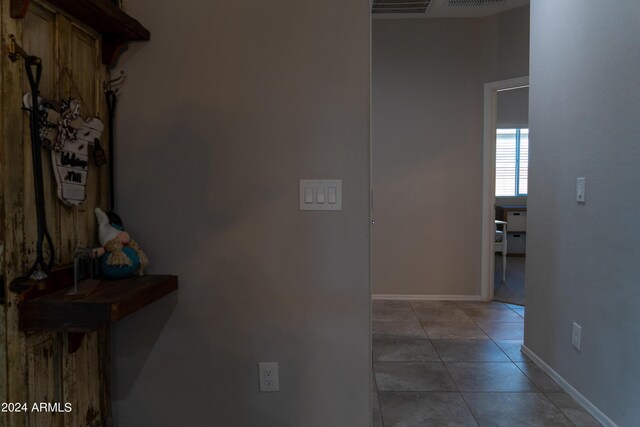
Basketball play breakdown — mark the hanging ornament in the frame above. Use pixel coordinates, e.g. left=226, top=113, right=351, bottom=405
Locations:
left=23, top=94, right=104, bottom=206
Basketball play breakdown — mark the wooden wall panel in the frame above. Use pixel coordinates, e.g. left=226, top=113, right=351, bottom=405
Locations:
left=55, top=13, right=75, bottom=263
left=0, top=2, right=7, bottom=422
left=21, top=7, right=63, bottom=427
left=21, top=0, right=58, bottom=273
left=69, top=23, right=103, bottom=250
left=62, top=331, right=102, bottom=427
left=21, top=4, right=55, bottom=96
left=2, top=0, right=30, bottom=424
left=2, top=1, right=112, bottom=425
left=26, top=335, right=62, bottom=427
left=0, top=303, right=6, bottom=427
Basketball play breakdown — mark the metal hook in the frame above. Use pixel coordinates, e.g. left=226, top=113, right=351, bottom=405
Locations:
left=6, top=34, right=41, bottom=65
left=103, top=70, right=126, bottom=92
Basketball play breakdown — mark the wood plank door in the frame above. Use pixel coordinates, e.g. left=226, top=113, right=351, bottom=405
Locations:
left=1, top=1, right=111, bottom=425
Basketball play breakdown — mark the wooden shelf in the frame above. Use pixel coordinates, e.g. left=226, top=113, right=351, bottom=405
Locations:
left=11, top=0, right=150, bottom=64
left=19, top=272, right=177, bottom=334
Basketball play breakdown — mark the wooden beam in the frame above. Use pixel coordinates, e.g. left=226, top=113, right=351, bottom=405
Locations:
left=9, top=0, right=150, bottom=65
left=10, top=0, right=30, bottom=19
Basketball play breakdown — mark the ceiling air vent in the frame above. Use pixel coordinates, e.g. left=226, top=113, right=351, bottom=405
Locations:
left=372, top=0, right=431, bottom=14
left=448, top=0, right=505, bottom=5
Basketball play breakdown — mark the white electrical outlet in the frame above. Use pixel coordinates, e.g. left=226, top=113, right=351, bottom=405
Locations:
left=572, top=322, right=582, bottom=350
left=258, top=362, right=279, bottom=392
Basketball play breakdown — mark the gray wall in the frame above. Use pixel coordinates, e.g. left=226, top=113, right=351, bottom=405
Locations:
left=372, top=18, right=484, bottom=296
left=372, top=7, right=529, bottom=296
left=527, top=1, right=640, bottom=425
left=497, top=87, right=528, bottom=128
left=110, top=1, right=371, bottom=426
left=482, top=5, right=530, bottom=82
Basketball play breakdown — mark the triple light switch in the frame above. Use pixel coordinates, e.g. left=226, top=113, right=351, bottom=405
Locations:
left=299, top=180, right=342, bottom=211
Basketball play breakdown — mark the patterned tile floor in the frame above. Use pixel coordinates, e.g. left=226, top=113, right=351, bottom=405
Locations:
left=494, top=256, right=525, bottom=306
left=372, top=300, right=601, bottom=427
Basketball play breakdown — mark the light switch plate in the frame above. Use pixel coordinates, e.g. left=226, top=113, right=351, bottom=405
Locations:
left=572, top=322, right=582, bottom=350
left=576, top=177, right=586, bottom=203
left=299, top=180, right=342, bottom=211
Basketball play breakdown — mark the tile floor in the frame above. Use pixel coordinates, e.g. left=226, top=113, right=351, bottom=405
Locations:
left=372, top=300, right=601, bottom=427
left=494, top=256, right=526, bottom=306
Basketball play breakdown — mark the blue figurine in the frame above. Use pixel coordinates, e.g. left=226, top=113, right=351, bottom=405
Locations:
left=93, top=208, right=148, bottom=279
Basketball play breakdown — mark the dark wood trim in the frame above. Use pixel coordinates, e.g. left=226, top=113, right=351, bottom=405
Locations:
left=10, top=0, right=30, bottom=18
left=102, top=35, right=128, bottom=66
left=45, top=0, right=150, bottom=40
left=10, top=0, right=150, bottom=65
left=67, top=332, right=86, bottom=353
left=19, top=269, right=177, bottom=335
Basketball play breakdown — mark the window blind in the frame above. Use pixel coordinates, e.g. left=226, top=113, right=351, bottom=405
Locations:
left=496, top=128, right=528, bottom=196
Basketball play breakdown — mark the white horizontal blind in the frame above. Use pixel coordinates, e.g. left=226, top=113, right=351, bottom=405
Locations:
left=518, top=129, right=529, bottom=195
left=495, top=128, right=528, bottom=196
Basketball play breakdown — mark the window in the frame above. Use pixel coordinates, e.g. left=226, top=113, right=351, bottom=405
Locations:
left=495, top=128, right=528, bottom=196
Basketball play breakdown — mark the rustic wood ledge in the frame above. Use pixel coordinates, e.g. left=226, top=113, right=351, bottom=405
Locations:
left=18, top=268, right=178, bottom=341
left=10, top=0, right=150, bottom=65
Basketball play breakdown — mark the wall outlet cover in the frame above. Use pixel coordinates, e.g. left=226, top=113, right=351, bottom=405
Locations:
left=258, top=362, right=279, bottom=392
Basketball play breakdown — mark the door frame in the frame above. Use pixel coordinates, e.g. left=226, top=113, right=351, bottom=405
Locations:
left=480, top=76, right=529, bottom=301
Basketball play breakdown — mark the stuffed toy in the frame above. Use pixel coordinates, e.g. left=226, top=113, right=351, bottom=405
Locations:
left=93, top=208, right=148, bottom=279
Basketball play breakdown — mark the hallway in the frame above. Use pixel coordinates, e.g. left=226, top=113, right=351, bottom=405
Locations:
left=494, top=256, right=526, bottom=306
left=372, top=300, right=600, bottom=426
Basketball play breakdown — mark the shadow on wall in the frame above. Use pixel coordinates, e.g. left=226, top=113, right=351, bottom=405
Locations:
left=111, top=101, right=322, bottom=424
left=111, top=102, right=219, bottom=401
left=111, top=292, right=178, bottom=398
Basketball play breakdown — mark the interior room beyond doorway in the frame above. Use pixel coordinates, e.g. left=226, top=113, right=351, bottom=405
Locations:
left=493, top=86, right=529, bottom=306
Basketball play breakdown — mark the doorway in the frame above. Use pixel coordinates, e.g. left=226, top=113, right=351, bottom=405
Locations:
left=480, top=76, right=529, bottom=303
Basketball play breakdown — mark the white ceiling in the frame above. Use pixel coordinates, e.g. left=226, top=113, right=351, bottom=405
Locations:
left=373, top=0, right=529, bottom=19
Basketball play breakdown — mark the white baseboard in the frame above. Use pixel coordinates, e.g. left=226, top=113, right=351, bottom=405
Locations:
left=521, top=345, right=617, bottom=427
left=371, top=294, right=482, bottom=301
